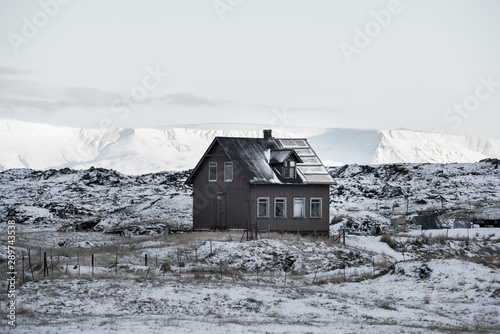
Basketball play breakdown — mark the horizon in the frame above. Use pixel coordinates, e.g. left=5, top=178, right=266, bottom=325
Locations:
left=1, top=117, right=499, bottom=141
left=1, top=0, right=500, bottom=139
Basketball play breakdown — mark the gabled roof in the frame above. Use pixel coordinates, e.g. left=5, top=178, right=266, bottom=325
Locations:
left=185, top=136, right=335, bottom=185
left=269, top=150, right=302, bottom=165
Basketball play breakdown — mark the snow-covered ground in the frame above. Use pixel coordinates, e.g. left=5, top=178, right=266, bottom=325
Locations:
left=0, top=167, right=192, bottom=233
left=329, top=159, right=500, bottom=229
left=2, top=229, right=499, bottom=333
left=2, top=161, right=500, bottom=333
left=2, top=159, right=500, bottom=234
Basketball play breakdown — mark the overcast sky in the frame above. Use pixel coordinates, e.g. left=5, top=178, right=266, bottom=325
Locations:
left=0, top=0, right=499, bottom=138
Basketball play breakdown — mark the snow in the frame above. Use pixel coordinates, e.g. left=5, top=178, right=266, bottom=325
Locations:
left=0, top=168, right=192, bottom=232
left=2, top=119, right=500, bottom=174
left=329, top=160, right=500, bottom=230
left=345, top=235, right=405, bottom=261
left=6, top=229, right=500, bottom=333
left=2, top=147, right=500, bottom=332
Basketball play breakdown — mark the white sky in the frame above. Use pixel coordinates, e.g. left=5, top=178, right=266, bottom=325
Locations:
left=0, top=0, right=499, bottom=138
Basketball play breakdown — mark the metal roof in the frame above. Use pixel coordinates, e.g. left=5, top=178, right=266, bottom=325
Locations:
left=186, top=136, right=335, bottom=185
left=276, top=138, right=335, bottom=184
left=269, top=149, right=302, bottom=165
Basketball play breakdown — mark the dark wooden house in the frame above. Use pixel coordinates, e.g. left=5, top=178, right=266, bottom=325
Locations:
left=185, top=130, right=335, bottom=233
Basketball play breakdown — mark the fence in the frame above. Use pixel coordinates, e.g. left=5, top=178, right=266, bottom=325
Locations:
left=4, top=231, right=393, bottom=288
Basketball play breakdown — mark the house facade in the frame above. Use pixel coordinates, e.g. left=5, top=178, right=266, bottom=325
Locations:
left=185, top=130, right=335, bottom=233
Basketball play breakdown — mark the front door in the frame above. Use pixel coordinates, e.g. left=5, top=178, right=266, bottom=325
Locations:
left=215, top=193, right=227, bottom=229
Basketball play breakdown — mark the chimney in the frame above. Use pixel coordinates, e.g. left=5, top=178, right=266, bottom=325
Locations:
left=263, top=129, right=273, bottom=139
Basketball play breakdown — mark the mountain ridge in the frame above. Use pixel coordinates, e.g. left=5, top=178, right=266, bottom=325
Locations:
left=1, top=118, right=500, bottom=174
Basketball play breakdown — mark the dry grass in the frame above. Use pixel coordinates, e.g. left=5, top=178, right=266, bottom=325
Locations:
left=380, top=233, right=398, bottom=250
left=376, top=299, right=397, bottom=311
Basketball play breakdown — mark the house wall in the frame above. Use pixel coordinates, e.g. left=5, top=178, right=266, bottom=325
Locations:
left=191, top=142, right=331, bottom=233
left=249, top=184, right=330, bottom=233
left=192, top=143, right=250, bottom=230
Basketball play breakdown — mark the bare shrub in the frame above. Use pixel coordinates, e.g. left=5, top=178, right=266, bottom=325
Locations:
left=417, top=264, right=432, bottom=279
left=377, top=299, right=397, bottom=311
left=380, top=234, right=398, bottom=250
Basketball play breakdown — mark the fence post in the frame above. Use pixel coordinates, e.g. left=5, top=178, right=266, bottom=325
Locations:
left=145, top=254, right=148, bottom=267
left=92, top=254, right=94, bottom=276
left=115, top=248, right=118, bottom=275
left=43, top=252, right=48, bottom=277
left=77, top=252, right=80, bottom=277
left=50, top=249, right=54, bottom=276
left=22, top=253, right=25, bottom=283
left=178, top=248, right=181, bottom=278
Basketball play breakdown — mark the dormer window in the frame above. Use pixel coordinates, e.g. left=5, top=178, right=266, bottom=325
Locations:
left=283, top=160, right=296, bottom=178
left=269, top=149, right=302, bottom=180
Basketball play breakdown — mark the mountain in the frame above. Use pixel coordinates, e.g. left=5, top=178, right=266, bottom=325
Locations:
left=1, top=119, right=500, bottom=174
left=308, top=128, right=500, bottom=166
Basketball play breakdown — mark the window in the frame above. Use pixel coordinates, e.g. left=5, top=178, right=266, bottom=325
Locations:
left=293, top=197, right=305, bottom=218
left=224, top=162, right=233, bottom=182
left=257, top=197, right=270, bottom=218
left=274, top=197, right=286, bottom=218
left=209, top=162, right=217, bottom=182
left=283, top=160, right=296, bottom=178
left=310, top=198, right=322, bottom=218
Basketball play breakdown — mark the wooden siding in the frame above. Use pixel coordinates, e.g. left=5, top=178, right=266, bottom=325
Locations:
left=192, top=143, right=250, bottom=230
left=191, top=141, right=331, bottom=233
left=250, top=184, right=330, bottom=233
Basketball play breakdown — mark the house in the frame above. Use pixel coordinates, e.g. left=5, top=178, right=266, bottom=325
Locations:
left=413, top=210, right=445, bottom=229
left=185, top=130, right=335, bottom=234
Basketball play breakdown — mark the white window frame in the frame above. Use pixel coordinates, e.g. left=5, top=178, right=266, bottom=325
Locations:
left=310, top=197, right=322, bottom=218
left=209, top=162, right=217, bottom=182
left=293, top=197, right=306, bottom=218
left=257, top=197, right=270, bottom=218
left=274, top=197, right=287, bottom=218
left=224, top=161, right=233, bottom=182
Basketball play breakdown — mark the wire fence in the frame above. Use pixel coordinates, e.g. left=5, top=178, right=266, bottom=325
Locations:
left=3, top=231, right=396, bottom=289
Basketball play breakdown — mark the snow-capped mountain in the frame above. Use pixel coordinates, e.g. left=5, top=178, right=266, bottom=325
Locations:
left=308, top=128, right=500, bottom=166
left=1, top=118, right=500, bottom=174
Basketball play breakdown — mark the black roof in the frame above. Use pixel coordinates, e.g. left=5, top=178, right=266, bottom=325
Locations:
left=185, top=136, right=334, bottom=185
